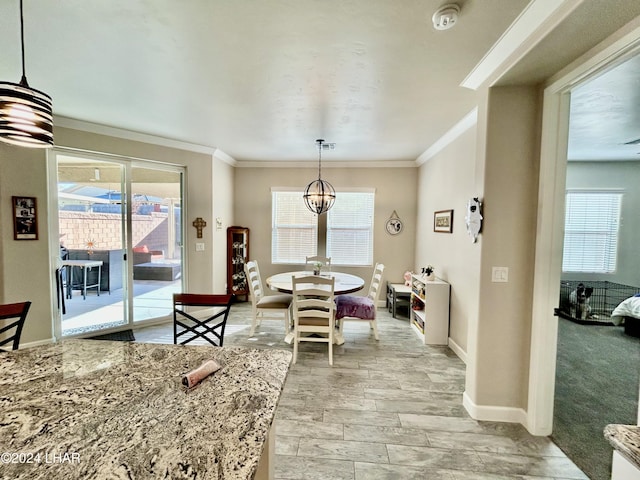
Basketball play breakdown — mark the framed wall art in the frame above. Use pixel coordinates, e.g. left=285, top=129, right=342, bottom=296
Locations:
left=434, top=209, right=453, bottom=233
left=12, top=196, right=38, bottom=240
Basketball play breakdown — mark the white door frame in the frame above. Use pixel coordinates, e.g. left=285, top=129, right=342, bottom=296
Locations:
left=527, top=21, right=640, bottom=436
left=48, top=148, right=186, bottom=338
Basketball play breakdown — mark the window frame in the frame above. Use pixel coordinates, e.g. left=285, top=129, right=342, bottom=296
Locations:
left=562, top=189, right=623, bottom=274
left=326, top=189, right=375, bottom=267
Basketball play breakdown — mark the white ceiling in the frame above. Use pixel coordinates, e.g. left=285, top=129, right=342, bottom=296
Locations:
left=1, top=1, right=639, bottom=164
left=568, top=54, right=640, bottom=161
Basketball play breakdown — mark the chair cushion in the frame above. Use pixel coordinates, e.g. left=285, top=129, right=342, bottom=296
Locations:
left=335, top=295, right=375, bottom=320
left=257, top=294, right=292, bottom=309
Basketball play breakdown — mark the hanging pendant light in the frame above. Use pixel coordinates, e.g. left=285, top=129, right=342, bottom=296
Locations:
left=303, top=139, right=336, bottom=215
left=0, top=0, right=54, bottom=148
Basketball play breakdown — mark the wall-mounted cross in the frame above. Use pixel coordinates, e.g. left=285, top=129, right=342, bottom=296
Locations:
left=192, top=217, right=207, bottom=238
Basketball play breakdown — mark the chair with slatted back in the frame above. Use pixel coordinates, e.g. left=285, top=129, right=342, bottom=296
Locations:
left=244, top=260, right=292, bottom=336
left=335, top=263, right=385, bottom=340
left=0, top=301, right=31, bottom=351
left=173, top=294, right=234, bottom=346
left=305, top=255, right=331, bottom=272
left=291, top=274, right=335, bottom=365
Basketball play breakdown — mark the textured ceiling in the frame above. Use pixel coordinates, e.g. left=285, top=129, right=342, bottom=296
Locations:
left=568, top=53, right=640, bottom=161
left=1, top=1, right=639, bottom=164
left=0, top=0, right=529, bottom=163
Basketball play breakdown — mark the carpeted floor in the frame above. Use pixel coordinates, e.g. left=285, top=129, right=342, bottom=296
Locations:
left=552, top=317, right=640, bottom=480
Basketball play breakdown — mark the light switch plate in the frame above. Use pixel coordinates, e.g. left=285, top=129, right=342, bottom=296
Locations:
left=492, top=266, right=509, bottom=282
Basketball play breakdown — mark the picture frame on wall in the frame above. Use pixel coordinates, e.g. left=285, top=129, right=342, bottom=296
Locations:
left=12, top=196, right=38, bottom=240
left=434, top=209, right=453, bottom=233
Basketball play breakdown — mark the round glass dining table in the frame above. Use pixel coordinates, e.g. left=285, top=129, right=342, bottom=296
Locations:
left=265, top=271, right=365, bottom=345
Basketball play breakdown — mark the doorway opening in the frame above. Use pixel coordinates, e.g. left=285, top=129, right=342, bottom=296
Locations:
left=53, top=151, right=184, bottom=337
left=550, top=53, right=640, bottom=480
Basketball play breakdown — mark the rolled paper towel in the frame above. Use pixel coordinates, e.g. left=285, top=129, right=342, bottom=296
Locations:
left=182, top=359, right=221, bottom=388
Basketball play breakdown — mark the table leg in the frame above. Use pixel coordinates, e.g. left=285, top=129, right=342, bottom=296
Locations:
left=65, top=265, right=72, bottom=299
left=82, top=266, right=87, bottom=300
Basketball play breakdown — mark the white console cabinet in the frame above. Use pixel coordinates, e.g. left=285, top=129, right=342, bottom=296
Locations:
left=409, top=274, right=450, bottom=345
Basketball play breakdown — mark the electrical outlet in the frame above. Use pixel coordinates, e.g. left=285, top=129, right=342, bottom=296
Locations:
left=195, top=243, right=205, bottom=252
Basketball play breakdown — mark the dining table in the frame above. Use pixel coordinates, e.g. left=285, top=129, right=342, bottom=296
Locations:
left=266, top=270, right=365, bottom=345
left=0, top=339, right=291, bottom=480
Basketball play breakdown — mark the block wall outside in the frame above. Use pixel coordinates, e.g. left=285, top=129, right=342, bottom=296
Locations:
left=59, top=211, right=167, bottom=251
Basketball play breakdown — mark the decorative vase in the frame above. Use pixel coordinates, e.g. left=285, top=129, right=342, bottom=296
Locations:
left=313, top=269, right=320, bottom=276
left=426, top=272, right=435, bottom=281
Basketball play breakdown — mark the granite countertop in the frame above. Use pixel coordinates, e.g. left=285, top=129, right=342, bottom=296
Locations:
left=0, top=339, right=291, bottom=479
left=604, top=424, right=640, bottom=468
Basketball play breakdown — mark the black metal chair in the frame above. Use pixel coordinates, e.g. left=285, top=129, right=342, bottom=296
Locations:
left=0, top=301, right=31, bottom=351
left=173, top=294, right=234, bottom=346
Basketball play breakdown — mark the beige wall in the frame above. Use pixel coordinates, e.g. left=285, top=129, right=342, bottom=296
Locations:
left=212, top=155, right=235, bottom=293
left=0, top=126, right=231, bottom=344
left=469, top=85, right=541, bottom=409
left=564, top=160, right=640, bottom=287
left=415, top=125, right=480, bottom=355
left=233, top=166, right=418, bottom=290
left=0, top=146, right=52, bottom=345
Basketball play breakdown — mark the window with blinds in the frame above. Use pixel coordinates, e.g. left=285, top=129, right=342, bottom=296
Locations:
left=327, top=191, right=375, bottom=266
left=271, top=190, right=318, bottom=264
left=562, top=190, right=622, bottom=273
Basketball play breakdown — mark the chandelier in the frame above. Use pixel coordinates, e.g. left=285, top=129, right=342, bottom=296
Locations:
left=0, top=0, right=54, bottom=148
left=303, top=139, right=336, bottom=215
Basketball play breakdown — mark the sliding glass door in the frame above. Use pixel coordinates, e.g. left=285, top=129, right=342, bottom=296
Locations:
left=53, top=151, right=184, bottom=337
left=130, top=164, right=183, bottom=323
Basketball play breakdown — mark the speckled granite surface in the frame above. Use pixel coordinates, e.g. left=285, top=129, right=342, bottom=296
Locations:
left=604, top=424, right=640, bottom=469
left=0, top=339, right=291, bottom=479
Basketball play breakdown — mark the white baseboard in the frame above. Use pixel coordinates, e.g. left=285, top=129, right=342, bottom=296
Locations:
left=447, top=337, right=467, bottom=364
left=463, top=391, right=528, bottom=426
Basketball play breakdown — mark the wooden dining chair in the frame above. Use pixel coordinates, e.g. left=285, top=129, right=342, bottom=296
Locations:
left=291, top=275, right=336, bottom=365
left=173, top=294, right=234, bottom=346
left=244, top=260, right=292, bottom=336
left=0, top=301, right=31, bottom=351
left=335, top=263, right=385, bottom=340
left=305, top=255, right=331, bottom=271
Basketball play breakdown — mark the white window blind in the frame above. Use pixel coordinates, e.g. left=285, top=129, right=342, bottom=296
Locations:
left=272, top=190, right=317, bottom=264
left=562, top=191, right=622, bottom=273
left=327, top=191, right=375, bottom=266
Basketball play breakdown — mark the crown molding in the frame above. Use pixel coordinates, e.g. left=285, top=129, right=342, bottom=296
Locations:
left=235, top=160, right=417, bottom=168
left=416, top=108, right=478, bottom=166
left=53, top=115, right=230, bottom=160
left=461, top=0, right=584, bottom=90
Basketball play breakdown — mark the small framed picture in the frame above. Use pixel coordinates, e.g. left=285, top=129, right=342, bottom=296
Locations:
left=12, top=196, right=38, bottom=240
left=434, top=209, right=453, bottom=233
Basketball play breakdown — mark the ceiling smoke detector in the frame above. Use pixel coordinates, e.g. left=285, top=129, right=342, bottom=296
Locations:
left=432, top=4, right=460, bottom=31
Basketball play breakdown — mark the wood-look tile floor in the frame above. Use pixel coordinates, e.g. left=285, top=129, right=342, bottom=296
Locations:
left=134, top=302, right=589, bottom=480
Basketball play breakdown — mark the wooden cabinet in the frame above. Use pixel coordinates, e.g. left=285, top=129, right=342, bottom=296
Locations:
left=410, top=274, right=450, bottom=345
left=227, top=226, right=249, bottom=300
